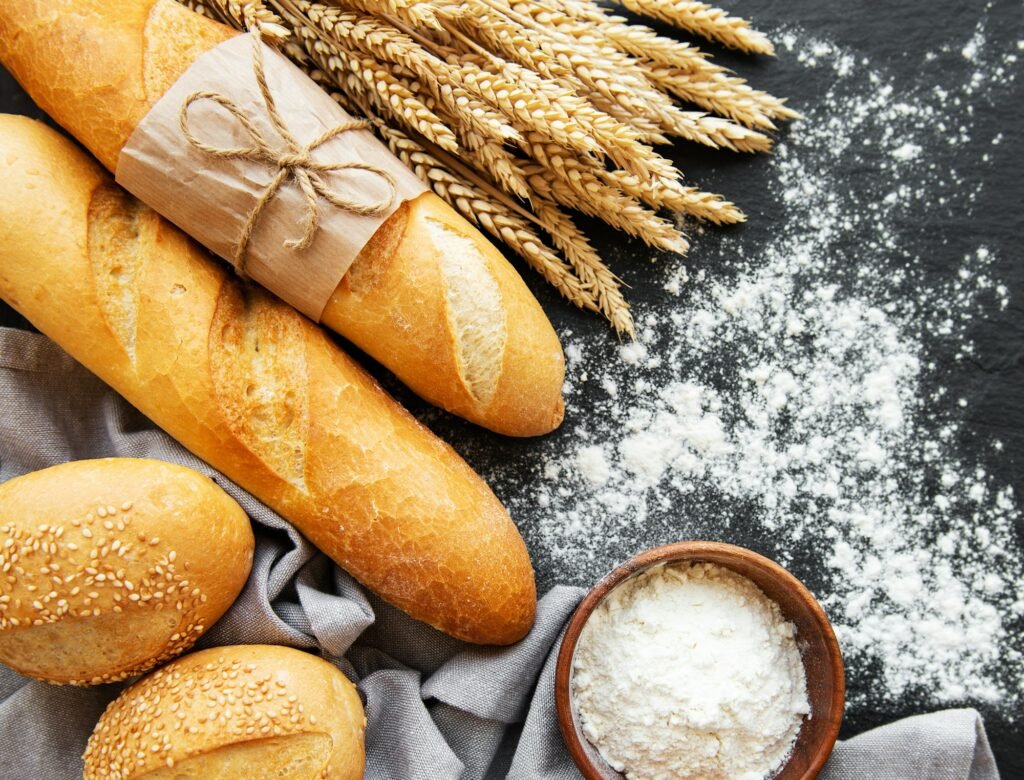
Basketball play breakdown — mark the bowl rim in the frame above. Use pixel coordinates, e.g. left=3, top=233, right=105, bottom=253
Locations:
left=554, top=540, right=845, bottom=780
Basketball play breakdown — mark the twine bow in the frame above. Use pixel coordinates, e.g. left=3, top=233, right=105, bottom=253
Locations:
left=178, top=31, right=397, bottom=278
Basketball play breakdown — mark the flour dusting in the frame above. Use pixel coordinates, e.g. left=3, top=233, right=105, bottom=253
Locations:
left=479, top=17, right=1024, bottom=714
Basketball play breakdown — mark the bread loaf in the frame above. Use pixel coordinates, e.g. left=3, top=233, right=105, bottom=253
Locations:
left=83, top=645, right=365, bottom=780
left=0, top=115, right=536, bottom=645
left=0, top=0, right=565, bottom=437
left=0, top=458, right=253, bottom=685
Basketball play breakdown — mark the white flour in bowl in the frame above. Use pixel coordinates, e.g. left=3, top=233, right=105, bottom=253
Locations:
left=573, top=562, right=809, bottom=780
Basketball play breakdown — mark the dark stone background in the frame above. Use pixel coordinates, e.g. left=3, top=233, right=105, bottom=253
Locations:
left=1, top=0, right=1021, bottom=774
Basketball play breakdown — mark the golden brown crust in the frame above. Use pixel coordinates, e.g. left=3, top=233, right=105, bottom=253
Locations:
left=0, top=458, right=253, bottom=684
left=0, top=115, right=536, bottom=645
left=327, top=193, right=566, bottom=437
left=0, top=0, right=565, bottom=436
left=0, top=0, right=232, bottom=170
left=83, top=645, right=365, bottom=780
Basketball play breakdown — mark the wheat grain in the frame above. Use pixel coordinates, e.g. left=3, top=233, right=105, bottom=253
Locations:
left=586, top=93, right=671, bottom=144
left=438, top=115, right=533, bottom=200
left=532, top=197, right=634, bottom=335
left=441, top=46, right=604, bottom=157
left=300, top=32, right=461, bottom=152
left=334, top=0, right=444, bottom=30
left=602, top=170, right=744, bottom=224
left=194, top=0, right=290, bottom=36
left=521, top=146, right=689, bottom=254
left=597, top=19, right=720, bottom=73
left=295, top=4, right=520, bottom=142
left=645, top=65, right=800, bottom=128
left=612, top=0, right=774, bottom=55
left=180, top=0, right=792, bottom=332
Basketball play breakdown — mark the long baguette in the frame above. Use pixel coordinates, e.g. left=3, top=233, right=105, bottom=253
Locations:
left=0, top=114, right=536, bottom=646
left=0, top=0, right=565, bottom=437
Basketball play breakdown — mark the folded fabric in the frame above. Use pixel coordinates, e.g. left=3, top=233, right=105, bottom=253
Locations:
left=0, top=327, right=1001, bottom=779
left=819, top=708, right=999, bottom=780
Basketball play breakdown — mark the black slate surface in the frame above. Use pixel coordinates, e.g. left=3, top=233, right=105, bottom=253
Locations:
left=1, top=0, right=1022, bottom=774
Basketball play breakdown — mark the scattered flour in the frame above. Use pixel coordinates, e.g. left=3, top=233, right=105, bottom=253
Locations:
left=478, top=15, right=1023, bottom=716
left=573, top=562, right=808, bottom=780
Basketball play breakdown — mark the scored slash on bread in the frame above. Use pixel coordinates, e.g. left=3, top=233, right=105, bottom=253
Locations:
left=0, top=0, right=566, bottom=436
left=326, top=195, right=567, bottom=435
left=0, top=115, right=537, bottom=645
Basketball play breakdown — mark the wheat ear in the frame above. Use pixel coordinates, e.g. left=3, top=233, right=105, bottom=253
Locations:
left=613, top=0, right=774, bottom=55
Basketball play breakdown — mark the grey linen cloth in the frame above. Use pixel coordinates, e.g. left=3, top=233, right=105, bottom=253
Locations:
left=0, top=327, right=1001, bottom=779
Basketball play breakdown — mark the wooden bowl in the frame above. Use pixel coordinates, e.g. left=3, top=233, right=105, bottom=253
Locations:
left=555, top=541, right=845, bottom=780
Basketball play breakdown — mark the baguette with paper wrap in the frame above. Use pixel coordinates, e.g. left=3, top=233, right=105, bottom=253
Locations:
left=0, top=0, right=565, bottom=437
left=0, top=114, right=536, bottom=645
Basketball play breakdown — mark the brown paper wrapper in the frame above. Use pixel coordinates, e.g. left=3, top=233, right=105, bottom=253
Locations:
left=116, top=33, right=428, bottom=320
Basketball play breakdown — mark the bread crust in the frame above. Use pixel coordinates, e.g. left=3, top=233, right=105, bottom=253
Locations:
left=0, top=0, right=565, bottom=436
left=327, top=193, right=567, bottom=436
left=0, top=458, right=253, bottom=685
left=83, top=645, right=366, bottom=780
left=0, top=115, right=536, bottom=645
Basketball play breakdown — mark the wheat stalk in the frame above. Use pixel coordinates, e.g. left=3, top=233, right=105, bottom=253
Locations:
left=644, top=66, right=800, bottom=129
left=612, top=0, right=774, bottom=55
left=177, top=0, right=793, bottom=333
left=185, top=0, right=289, bottom=35
left=532, top=197, right=635, bottom=336
left=602, top=170, right=744, bottom=224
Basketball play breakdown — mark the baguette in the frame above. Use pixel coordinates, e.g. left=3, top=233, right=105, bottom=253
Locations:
left=0, top=458, right=253, bottom=685
left=0, top=115, right=535, bottom=645
left=83, top=645, right=366, bottom=780
left=0, top=0, right=566, bottom=437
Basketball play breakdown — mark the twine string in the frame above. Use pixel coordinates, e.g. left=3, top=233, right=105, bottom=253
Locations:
left=178, top=31, right=397, bottom=278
